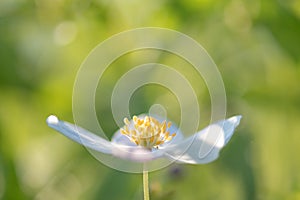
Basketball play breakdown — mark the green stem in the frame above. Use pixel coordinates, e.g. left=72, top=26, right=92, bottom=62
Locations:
left=143, top=170, right=150, bottom=200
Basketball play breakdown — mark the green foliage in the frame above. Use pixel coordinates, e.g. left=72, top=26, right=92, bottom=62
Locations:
left=1, top=0, right=300, bottom=199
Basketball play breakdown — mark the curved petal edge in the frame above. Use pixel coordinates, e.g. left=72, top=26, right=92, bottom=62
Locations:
left=162, top=115, right=242, bottom=164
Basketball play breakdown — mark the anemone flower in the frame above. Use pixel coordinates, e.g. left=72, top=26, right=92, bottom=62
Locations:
left=46, top=114, right=241, bottom=200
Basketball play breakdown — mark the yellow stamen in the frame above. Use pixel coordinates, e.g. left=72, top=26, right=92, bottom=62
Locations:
left=167, top=121, right=172, bottom=128
left=124, top=118, right=130, bottom=125
left=121, top=115, right=177, bottom=148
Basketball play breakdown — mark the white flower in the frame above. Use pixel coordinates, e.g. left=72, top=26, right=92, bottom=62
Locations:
left=46, top=115, right=241, bottom=164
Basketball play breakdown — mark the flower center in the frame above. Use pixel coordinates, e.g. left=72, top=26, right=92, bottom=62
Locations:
left=121, top=116, right=176, bottom=148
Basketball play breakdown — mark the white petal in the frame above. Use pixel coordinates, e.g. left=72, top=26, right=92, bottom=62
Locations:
left=162, top=115, right=242, bottom=164
left=111, top=130, right=136, bottom=146
left=222, top=115, right=242, bottom=144
left=111, top=144, right=164, bottom=162
left=46, top=115, right=112, bottom=154
left=46, top=115, right=164, bottom=162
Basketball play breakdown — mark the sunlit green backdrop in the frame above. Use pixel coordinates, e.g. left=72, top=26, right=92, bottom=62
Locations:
left=1, top=0, right=300, bottom=200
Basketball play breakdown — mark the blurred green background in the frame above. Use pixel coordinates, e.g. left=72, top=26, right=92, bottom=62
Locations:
left=1, top=0, right=300, bottom=199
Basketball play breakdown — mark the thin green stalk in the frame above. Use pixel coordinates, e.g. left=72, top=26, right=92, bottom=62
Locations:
left=143, top=170, right=150, bottom=200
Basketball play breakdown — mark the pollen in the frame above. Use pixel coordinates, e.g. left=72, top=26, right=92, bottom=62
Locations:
left=120, top=115, right=176, bottom=148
